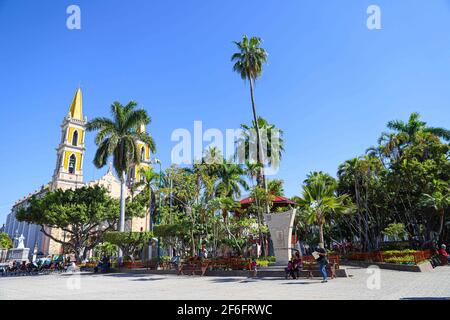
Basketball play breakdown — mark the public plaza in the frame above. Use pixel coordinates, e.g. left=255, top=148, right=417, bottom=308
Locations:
left=1, top=2, right=449, bottom=304
left=1, top=266, right=449, bottom=300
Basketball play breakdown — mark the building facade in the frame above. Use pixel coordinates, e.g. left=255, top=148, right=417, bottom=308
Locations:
left=3, top=88, right=150, bottom=258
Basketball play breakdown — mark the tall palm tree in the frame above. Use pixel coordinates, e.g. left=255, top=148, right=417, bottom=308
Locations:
left=87, top=101, right=156, bottom=264
left=231, top=35, right=269, bottom=211
left=296, top=175, right=353, bottom=248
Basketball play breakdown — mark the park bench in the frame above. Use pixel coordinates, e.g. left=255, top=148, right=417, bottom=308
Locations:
left=229, top=257, right=251, bottom=270
left=178, top=260, right=209, bottom=276
left=209, top=258, right=229, bottom=270
left=145, top=260, right=176, bottom=270
left=438, top=255, right=449, bottom=266
left=301, top=255, right=340, bottom=279
left=123, top=261, right=145, bottom=269
left=206, top=257, right=251, bottom=271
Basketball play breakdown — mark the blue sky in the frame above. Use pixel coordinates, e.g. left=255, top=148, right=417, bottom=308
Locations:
left=1, top=0, right=449, bottom=225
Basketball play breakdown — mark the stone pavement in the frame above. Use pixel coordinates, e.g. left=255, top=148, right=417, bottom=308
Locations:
left=1, top=266, right=449, bottom=300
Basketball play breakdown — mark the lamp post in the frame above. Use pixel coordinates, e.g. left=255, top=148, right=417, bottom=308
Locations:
left=151, top=158, right=162, bottom=265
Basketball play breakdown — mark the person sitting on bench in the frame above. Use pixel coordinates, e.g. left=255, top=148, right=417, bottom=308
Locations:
left=293, top=252, right=302, bottom=278
left=438, top=244, right=450, bottom=263
left=285, top=259, right=297, bottom=279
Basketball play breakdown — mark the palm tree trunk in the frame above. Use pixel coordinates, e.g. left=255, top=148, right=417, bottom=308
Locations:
left=118, top=171, right=126, bottom=266
left=148, top=187, right=153, bottom=262
left=438, top=209, right=445, bottom=237
left=319, top=220, right=325, bottom=249
left=249, top=78, right=270, bottom=215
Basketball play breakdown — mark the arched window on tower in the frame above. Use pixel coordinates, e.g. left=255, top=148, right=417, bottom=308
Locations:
left=72, top=130, right=78, bottom=146
left=68, top=154, right=76, bottom=174
left=140, top=146, right=146, bottom=161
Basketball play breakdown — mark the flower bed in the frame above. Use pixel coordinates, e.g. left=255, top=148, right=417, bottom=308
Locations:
left=343, top=250, right=432, bottom=265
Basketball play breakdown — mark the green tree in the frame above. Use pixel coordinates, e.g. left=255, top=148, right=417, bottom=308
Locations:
left=87, top=101, right=156, bottom=264
left=267, top=179, right=284, bottom=197
left=134, top=167, right=160, bottom=232
left=382, top=223, right=407, bottom=241
left=0, top=232, right=13, bottom=249
left=387, top=112, right=450, bottom=143
left=296, top=173, right=353, bottom=248
left=16, top=186, right=120, bottom=262
left=104, top=231, right=153, bottom=262
left=214, top=162, right=249, bottom=200
left=231, top=35, right=269, bottom=207
left=336, top=113, right=450, bottom=250
left=420, top=186, right=450, bottom=238
left=237, top=117, right=285, bottom=176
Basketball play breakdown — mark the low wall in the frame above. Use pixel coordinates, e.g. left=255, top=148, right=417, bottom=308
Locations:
left=342, top=260, right=433, bottom=272
left=111, top=267, right=349, bottom=278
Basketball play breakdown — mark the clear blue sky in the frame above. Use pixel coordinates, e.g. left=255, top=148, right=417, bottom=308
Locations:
left=1, top=0, right=450, bottom=225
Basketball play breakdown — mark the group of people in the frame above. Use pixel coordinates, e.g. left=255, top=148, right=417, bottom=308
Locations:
left=285, top=252, right=302, bottom=280
left=250, top=246, right=330, bottom=283
left=285, top=247, right=329, bottom=283
left=1, top=257, right=67, bottom=276
left=93, top=255, right=111, bottom=273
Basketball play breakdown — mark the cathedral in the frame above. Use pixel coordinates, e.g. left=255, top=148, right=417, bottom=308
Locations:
left=3, top=88, right=151, bottom=257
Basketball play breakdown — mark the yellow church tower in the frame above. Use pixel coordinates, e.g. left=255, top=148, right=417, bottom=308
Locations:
left=51, top=88, right=87, bottom=190
left=127, top=124, right=152, bottom=187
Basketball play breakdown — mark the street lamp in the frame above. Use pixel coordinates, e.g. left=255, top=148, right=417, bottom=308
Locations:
left=151, top=158, right=162, bottom=265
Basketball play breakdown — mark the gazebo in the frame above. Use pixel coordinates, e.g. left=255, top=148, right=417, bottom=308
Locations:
left=239, top=195, right=296, bottom=211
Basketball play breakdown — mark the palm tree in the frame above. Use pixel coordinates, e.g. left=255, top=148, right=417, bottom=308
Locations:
left=244, top=160, right=262, bottom=186
left=267, top=179, right=284, bottom=197
left=231, top=35, right=269, bottom=210
left=296, top=175, right=353, bottom=248
left=215, top=162, right=249, bottom=201
left=420, top=188, right=450, bottom=238
left=135, top=167, right=160, bottom=232
left=387, top=112, right=450, bottom=143
left=304, top=171, right=336, bottom=189
left=237, top=116, right=285, bottom=181
left=87, top=101, right=156, bottom=264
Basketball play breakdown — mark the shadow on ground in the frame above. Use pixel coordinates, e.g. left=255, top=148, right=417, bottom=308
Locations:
left=207, top=277, right=313, bottom=284
left=401, top=297, right=450, bottom=300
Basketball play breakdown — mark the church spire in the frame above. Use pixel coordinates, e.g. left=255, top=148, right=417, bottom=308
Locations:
left=52, top=88, right=87, bottom=191
left=69, top=88, right=83, bottom=120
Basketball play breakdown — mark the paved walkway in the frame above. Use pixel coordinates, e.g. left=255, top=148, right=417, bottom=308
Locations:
left=1, top=266, right=449, bottom=300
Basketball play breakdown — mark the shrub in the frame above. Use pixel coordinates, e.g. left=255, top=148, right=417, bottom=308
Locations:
left=382, top=249, right=417, bottom=255
left=384, top=256, right=415, bottom=265
left=160, top=256, right=171, bottom=263
left=256, top=259, right=269, bottom=267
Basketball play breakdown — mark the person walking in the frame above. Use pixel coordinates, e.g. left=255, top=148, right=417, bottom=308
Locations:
left=251, top=258, right=258, bottom=278
left=316, top=246, right=329, bottom=283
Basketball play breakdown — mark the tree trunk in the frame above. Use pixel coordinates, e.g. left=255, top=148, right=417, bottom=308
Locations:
left=249, top=78, right=270, bottom=215
left=319, top=221, right=325, bottom=249
left=148, top=187, right=153, bottom=262
left=118, top=171, right=126, bottom=266
left=438, top=209, right=445, bottom=237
